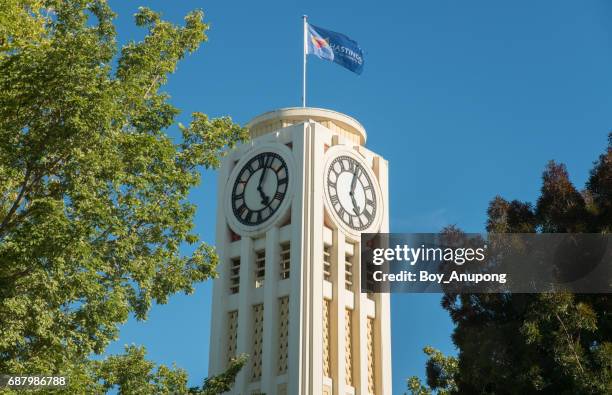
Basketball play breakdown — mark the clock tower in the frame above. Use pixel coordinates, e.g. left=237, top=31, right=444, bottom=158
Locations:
left=208, top=108, right=391, bottom=395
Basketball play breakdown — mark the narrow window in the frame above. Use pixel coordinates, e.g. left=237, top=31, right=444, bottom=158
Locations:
left=229, top=257, right=240, bottom=294
left=227, top=310, right=238, bottom=366
left=323, top=299, right=332, bottom=378
left=367, top=318, right=376, bottom=394
left=345, top=244, right=354, bottom=290
left=345, top=308, right=354, bottom=386
left=278, top=296, right=289, bottom=373
left=280, top=242, right=290, bottom=280
left=323, top=244, right=332, bottom=282
left=255, top=250, right=265, bottom=288
left=251, top=304, right=264, bottom=381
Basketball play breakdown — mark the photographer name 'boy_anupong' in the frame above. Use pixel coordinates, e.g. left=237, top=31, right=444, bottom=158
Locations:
left=370, top=270, right=507, bottom=285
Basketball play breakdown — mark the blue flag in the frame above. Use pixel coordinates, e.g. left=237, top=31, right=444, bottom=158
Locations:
left=306, top=23, right=364, bottom=75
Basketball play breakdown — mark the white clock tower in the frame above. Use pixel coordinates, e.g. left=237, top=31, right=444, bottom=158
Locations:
left=208, top=108, right=391, bottom=395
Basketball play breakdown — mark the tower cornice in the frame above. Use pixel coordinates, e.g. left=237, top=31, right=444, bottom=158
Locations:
left=247, top=107, right=367, bottom=145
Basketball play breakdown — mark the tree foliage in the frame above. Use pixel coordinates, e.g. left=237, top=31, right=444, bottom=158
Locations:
left=192, top=354, right=248, bottom=395
left=0, top=0, right=248, bottom=393
left=407, top=347, right=458, bottom=395
left=408, top=134, right=612, bottom=394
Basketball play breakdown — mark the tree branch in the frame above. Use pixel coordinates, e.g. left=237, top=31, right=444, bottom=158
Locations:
left=555, top=312, right=585, bottom=374
left=143, top=74, right=160, bottom=99
left=0, top=165, right=32, bottom=235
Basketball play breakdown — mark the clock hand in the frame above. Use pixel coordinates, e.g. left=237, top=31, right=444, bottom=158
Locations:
left=257, top=156, right=271, bottom=205
left=257, top=158, right=268, bottom=187
left=350, top=167, right=359, bottom=194
left=350, top=194, right=360, bottom=215
left=350, top=167, right=360, bottom=214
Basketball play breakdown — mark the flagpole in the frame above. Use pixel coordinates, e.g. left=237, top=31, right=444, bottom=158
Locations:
left=302, top=15, right=307, bottom=107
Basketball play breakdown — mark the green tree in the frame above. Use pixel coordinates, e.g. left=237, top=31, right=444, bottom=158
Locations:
left=194, top=354, right=248, bottom=395
left=408, top=134, right=612, bottom=394
left=88, top=347, right=247, bottom=394
left=0, top=0, right=248, bottom=393
left=406, top=347, right=458, bottom=395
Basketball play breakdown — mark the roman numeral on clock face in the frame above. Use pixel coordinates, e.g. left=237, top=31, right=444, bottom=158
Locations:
left=236, top=204, right=247, bottom=217
left=231, top=151, right=290, bottom=226
left=257, top=155, right=266, bottom=169
left=347, top=159, right=355, bottom=172
left=326, top=154, right=378, bottom=231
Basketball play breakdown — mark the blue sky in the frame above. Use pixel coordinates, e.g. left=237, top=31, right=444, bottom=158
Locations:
left=105, top=1, right=612, bottom=393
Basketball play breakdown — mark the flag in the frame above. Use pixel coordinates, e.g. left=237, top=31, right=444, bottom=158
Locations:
left=306, top=23, right=364, bottom=75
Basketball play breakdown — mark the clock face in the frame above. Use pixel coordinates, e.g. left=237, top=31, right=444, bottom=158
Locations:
left=326, top=155, right=377, bottom=231
left=231, top=151, right=289, bottom=226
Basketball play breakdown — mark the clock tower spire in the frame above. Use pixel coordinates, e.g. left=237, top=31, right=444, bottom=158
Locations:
left=208, top=107, right=392, bottom=395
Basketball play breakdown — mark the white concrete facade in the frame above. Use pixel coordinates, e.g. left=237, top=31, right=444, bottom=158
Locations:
left=208, top=108, right=391, bottom=395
